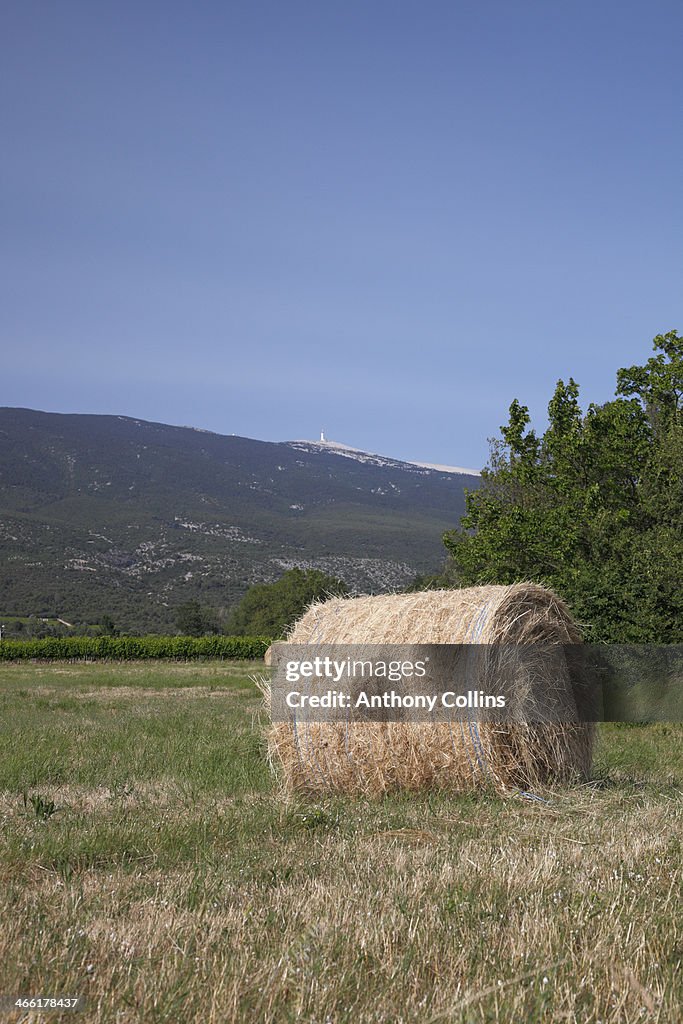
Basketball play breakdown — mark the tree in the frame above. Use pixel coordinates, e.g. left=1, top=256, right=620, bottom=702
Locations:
left=443, top=332, right=683, bottom=642
left=99, top=613, right=117, bottom=636
left=175, top=600, right=219, bottom=637
left=225, top=569, right=349, bottom=637
left=403, top=561, right=459, bottom=592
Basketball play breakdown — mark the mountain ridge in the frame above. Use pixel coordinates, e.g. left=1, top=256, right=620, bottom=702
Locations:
left=0, top=407, right=477, bottom=631
left=284, top=437, right=480, bottom=476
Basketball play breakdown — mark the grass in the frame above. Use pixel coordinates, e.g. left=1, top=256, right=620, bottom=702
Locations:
left=0, top=662, right=681, bottom=1023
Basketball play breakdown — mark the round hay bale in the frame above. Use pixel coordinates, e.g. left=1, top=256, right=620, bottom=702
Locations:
left=266, top=583, right=594, bottom=795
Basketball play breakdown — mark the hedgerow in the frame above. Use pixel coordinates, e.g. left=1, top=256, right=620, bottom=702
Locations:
left=0, top=635, right=271, bottom=661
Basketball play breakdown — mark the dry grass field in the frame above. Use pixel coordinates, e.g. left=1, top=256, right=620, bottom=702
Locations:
left=0, top=662, right=681, bottom=1023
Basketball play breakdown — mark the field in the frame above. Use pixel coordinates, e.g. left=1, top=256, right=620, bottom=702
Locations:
left=0, top=662, right=681, bottom=1023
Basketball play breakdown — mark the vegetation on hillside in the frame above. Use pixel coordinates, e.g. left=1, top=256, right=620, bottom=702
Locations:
left=0, top=615, right=121, bottom=641
left=443, top=331, right=683, bottom=642
left=0, top=408, right=469, bottom=631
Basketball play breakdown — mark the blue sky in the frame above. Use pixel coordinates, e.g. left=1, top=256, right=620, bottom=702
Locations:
left=2, top=0, right=681, bottom=468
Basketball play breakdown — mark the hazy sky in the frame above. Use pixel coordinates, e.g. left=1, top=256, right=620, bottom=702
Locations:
left=2, top=1, right=681, bottom=468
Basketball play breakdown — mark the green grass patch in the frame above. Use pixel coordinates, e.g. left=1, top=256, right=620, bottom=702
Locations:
left=0, top=662, right=680, bottom=1023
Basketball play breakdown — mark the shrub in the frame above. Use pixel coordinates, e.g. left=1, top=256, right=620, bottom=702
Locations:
left=0, top=635, right=271, bottom=661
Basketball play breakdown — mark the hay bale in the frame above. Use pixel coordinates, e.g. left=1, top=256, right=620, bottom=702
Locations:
left=266, top=583, right=594, bottom=795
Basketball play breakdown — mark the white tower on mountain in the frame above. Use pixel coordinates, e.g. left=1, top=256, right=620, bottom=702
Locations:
left=320, top=430, right=326, bottom=442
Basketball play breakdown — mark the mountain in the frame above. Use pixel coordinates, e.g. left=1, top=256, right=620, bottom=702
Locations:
left=0, top=408, right=479, bottom=631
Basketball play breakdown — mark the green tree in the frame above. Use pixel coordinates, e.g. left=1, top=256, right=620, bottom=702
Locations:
left=225, top=569, right=349, bottom=638
left=175, top=600, right=219, bottom=637
left=443, top=332, right=683, bottom=642
left=403, top=561, right=459, bottom=593
left=99, top=613, right=117, bottom=636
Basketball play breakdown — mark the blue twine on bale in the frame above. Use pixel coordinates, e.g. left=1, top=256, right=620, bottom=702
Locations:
left=462, top=601, right=494, bottom=783
left=461, top=597, right=552, bottom=805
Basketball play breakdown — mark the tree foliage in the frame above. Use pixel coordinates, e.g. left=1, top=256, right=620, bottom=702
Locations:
left=444, top=332, right=683, bottom=642
left=225, top=569, right=349, bottom=638
left=174, top=600, right=220, bottom=637
left=403, top=563, right=460, bottom=593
